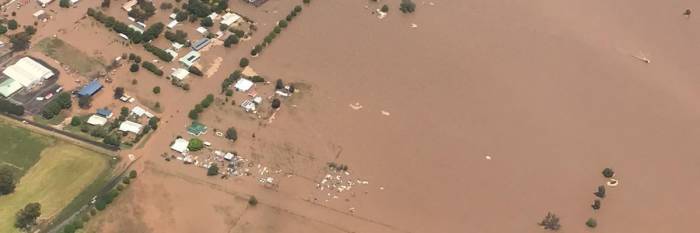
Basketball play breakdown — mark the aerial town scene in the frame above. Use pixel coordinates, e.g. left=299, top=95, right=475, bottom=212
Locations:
left=0, top=0, right=699, bottom=232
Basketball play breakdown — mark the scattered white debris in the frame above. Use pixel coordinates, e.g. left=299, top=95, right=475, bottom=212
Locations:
left=128, top=154, right=135, bottom=161
left=485, top=155, right=492, bottom=160
left=379, top=186, right=385, bottom=190
left=410, top=23, right=418, bottom=28
left=607, top=178, right=619, bottom=187
left=350, top=102, right=363, bottom=110
left=381, top=111, right=391, bottom=116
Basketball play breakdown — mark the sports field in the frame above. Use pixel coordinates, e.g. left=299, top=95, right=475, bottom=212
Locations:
left=0, top=120, right=110, bottom=232
left=35, top=37, right=105, bottom=76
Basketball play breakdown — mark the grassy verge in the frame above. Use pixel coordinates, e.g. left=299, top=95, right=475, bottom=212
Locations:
left=32, top=111, right=69, bottom=126
left=0, top=120, right=53, bottom=176
left=34, top=37, right=105, bottom=76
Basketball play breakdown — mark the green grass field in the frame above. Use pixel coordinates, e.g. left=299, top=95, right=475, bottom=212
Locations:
left=0, top=121, right=53, bottom=176
left=35, top=37, right=105, bottom=76
left=0, top=120, right=111, bottom=233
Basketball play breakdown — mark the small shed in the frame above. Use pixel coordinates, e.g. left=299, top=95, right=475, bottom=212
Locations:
left=187, top=122, right=208, bottom=136
left=221, top=12, right=242, bottom=26
left=240, top=99, right=256, bottom=112
left=234, top=78, right=254, bottom=92
left=87, top=115, right=108, bottom=126
left=131, top=106, right=153, bottom=118
left=171, top=138, right=189, bottom=153
left=119, top=121, right=143, bottom=134
left=96, top=108, right=113, bottom=118
left=78, top=79, right=102, bottom=97
left=170, top=68, right=189, bottom=81
left=171, top=42, right=184, bottom=51
left=167, top=20, right=178, bottom=29
left=196, top=27, right=208, bottom=35
left=191, top=38, right=210, bottom=51
left=179, top=51, right=201, bottom=68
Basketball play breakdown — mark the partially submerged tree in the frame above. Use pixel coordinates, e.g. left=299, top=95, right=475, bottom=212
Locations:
left=207, top=164, right=219, bottom=176
left=538, top=212, right=561, bottom=231
left=399, top=0, right=416, bottom=13
left=585, top=218, right=597, bottom=228
left=591, top=199, right=601, bottom=210
left=271, top=98, right=281, bottom=109
left=601, top=168, right=614, bottom=178
left=248, top=196, right=258, bottom=206
left=188, top=138, right=204, bottom=151
left=239, top=58, right=249, bottom=68
left=594, top=185, right=606, bottom=198
left=225, top=127, right=238, bottom=141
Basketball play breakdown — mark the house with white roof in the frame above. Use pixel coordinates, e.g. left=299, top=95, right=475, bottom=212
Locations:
left=119, top=121, right=143, bottom=134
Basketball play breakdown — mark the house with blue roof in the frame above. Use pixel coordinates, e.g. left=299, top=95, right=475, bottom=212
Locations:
left=96, top=108, right=113, bottom=118
left=78, top=79, right=103, bottom=97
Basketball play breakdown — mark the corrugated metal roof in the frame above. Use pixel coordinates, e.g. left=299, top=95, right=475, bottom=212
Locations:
left=78, top=79, right=103, bottom=96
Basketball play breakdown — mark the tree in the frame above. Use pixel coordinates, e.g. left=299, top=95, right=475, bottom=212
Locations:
left=103, top=134, right=121, bottom=146
left=188, top=109, right=198, bottom=119
left=200, top=17, right=213, bottom=27
left=538, top=212, right=560, bottom=231
left=207, top=164, right=219, bottom=176
left=585, top=218, right=597, bottom=228
left=602, top=168, right=614, bottom=178
left=0, top=25, right=7, bottom=35
left=594, top=185, right=606, bottom=198
left=278, top=20, right=288, bottom=28
left=152, top=86, right=161, bottom=94
left=101, top=0, right=110, bottom=8
left=239, top=58, right=249, bottom=67
left=591, top=199, right=601, bottom=210
left=160, top=2, right=173, bottom=10
left=225, top=89, right=233, bottom=96
left=188, top=66, right=203, bottom=76
left=70, top=117, right=82, bottom=126
left=183, top=83, right=190, bottom=91
left=129, top=170, right=137, bottom=179
left=14, top=203, right=41, bottom=231
left=114, top=87, right=125, bottom=99
left=303, top=0, right=310, bottom=4
left=381, top=5, right=389, bottom=13
left=0, top=167, right=16, bottom=195
left=148, top=117, right=159, bottom=130
left=271, top=98, right=281, bottom=109
left=188, top=138, right=204, bottom=151
left=176, top=11, right=189, bottom=22
left=684, top=9, right=692, bottom=17
left=63, top=223, right=76, bottom=233
left=78, top=96, right=92, bottom=109
left=130, top=63, right=140, bottom=72
left=248, top=196, right=258, bottom=206
left=224, top=35, right=239, bottom=47
left=294, top=5, right=302, bottom=12
left=225, top=127, right=238, bottom=141
left=399, top=0, right=416, bottom=13
left=7, top=20, right=18, bottom=30
left=275, top=79, right=284, bottom=90
left=134, top=56, right=142, bottom=63
left=59, top=0, right=70, bottom=8
left=10, top=32, right=31, bottom=51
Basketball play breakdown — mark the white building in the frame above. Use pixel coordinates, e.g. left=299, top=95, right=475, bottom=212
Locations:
left=37, top=0, right=53, bottom=7
left=170, top=68, right=189, bottom=81
left=3, top=57, right=55, bottom=88
left=122, top=0, right=138, bottom=11
left=131, top=106, right=154, bottom=118
left=179, top=51, right=201, bottom=68
left=119, top=121, right=144, bottom=134
left=220, top=12, right=242, bottom=26
left=171, top=138, right=189, bottom=153
left=167, top=20, right=178, bottom=29
left=196, top=27, right=208, bottom=35
left=86, top=115, right=108, bottom=126
left=233, top=78, right=254, bottom=92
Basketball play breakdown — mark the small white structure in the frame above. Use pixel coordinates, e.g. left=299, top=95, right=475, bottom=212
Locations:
left=122, top=0, right=138, bottom=11
left=234, top=78, right=254, bottom=92
left=170, top=68, right=189, bottom=81
left=171, top=138, right=189, bottom=153
left=119, top=121, right=143, bottom=134
left=171, top=42, right=184, bottom=51
left=3, top=57, right=55, bottom=88
left=240, top=99, right=256, bottom=112
left=37, top=0, right=53, bottom=7
left=196, top=27, right=208, bottom=35
left=33, top=10, right=47, bottom=19
left=208, top=12, right=219, bottom=20
left=69, top=0, right=79, bottom=5
left=179, top=50, right=201, bottom=68
left=118, top=33, right=130, bottom=40
left=167, top=20, right=178, bottom=29
left=128, top=25, right=144, bottom=34
left=86, top=115, right=108, bottom=126
left=224, top=153, right=235, bottom=161
left=165, top=49, right=178, bottom=59
left=169, top=13, right=177, bottom=20
left=131, top=106, right=153, bottom=118
left=220, top=12, right=242, bottom=26
left=252, top=96, right=263, bottom=105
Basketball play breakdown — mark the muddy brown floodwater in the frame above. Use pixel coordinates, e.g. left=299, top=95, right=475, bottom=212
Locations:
left=24, top=0, right=700, bottom=232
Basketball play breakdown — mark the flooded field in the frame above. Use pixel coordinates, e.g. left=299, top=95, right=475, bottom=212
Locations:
left=10, top=0, right=700, bottom=232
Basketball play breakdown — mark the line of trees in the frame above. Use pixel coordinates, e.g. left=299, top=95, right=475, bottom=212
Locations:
left=142, top=61, right=164, bottom=76
left=251, top=4, right=303, bottom=56
left=143, top=43, right=173, bottom=62
left=128, top=0, right=157, bottom=22
left=142, top=22, right=165, bottom=42
left=220, top=70, right=241, bottom=93
left=87, top=8, right=144, bottom=43
left=41, top=92, right=72, bottom=119
left=0, top=99, right=24, bottom=116
left=164, top=30, right=188, bottom=45
left=188, top=94, right=214, bottom=120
